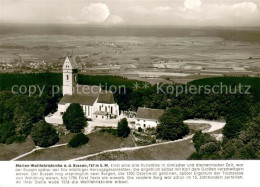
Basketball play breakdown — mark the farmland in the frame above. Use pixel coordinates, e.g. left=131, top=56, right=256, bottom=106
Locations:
left=1, top=25, right=259, bottom=84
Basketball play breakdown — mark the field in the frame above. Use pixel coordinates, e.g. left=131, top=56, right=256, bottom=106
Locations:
left=16, top=131, right=135, bottom=161
left=0, top=121, right=219, bottom=161
left=1, top=25, right=259, bottom=84
left=0, top=136, right=35, bottom=160
left=84, top=139, right=195, bottom=160
left=0, top=25, right=259, bottom=160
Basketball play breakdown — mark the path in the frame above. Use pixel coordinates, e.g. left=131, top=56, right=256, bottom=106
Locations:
left=69, top=119, right=226, bottom=161
left=10, top=119, right=225, bottom=161
left=10, top=143, right=67, bottom=161
left=69, top=134, right=194, bottom=161
left=183, top=119, right=226, bottom=132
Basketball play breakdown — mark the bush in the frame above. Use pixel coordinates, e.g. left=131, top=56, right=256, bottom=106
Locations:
left=31, top=121, right=59, bottom=147
left=156, top=108, right=189, bottom=140
left=138, top=127, right=142, bottom=132
left=223, top=119, right=245, bottom=139
left=69, top=133, right=89, bottom=148
left=99, top=128, right=117, bottom=136
left=63, top=103, right=86, bottom=133
left=188, top=152, right=202, bottom=160
left=117, top=118, right=130, bottom=138
left=192, top=131, right=216, bottom=152
left=199, top=142, right=220, bottom=155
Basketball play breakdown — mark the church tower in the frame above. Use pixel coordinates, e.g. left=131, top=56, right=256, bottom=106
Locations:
left=62, top=56, right=78, bottom=95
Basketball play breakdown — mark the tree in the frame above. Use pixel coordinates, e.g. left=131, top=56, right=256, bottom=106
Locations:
left=192, top=131, right=217, bottom=152
left=63, top=103, right=86, bottom=133
left=117, top=118, right=130, bottom=138
left=69, top=133, right=89, bottom=148
left=31, top=121, right=59, bottom=147
left=223, top=118, right=245, bottom=139
left=189, top=131, right=221, bottom=160
left=222, top=119, right=260, bottom=159
left=0, top=122, right=15, bottom=144
left=138, top=127, right=143, bottom=132
left=156, top=108, right=189, bottom=140
left=199, top=142, right=220, bottom=156
left=12, top=107, right=33, bottom=137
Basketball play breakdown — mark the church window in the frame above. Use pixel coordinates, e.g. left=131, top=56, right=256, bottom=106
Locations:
left=99, top=106, right=101, bottom=111
left=105, top=106, right=107, bottom=112
left=144, top=124, right=146, bottom=128
left=66, top=75, right=69, bottom=80
left=111, top=107, right=113, bottom=114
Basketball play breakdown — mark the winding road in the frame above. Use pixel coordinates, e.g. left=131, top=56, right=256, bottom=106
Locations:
left=69, top=119, right=226, bottom=161
left=10, top=119, right=225, bottom=161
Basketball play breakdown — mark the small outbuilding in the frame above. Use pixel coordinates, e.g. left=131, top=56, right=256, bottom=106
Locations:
left=135, top=107, right=165, bottom=129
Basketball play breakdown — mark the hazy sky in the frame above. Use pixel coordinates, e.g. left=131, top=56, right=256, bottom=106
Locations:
left=1, top=0, right=259, bottom=26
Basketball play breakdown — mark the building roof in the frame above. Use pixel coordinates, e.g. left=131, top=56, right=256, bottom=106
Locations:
left=59, top=85, right=117, bottom=106
left=63, top=56, right=78, bottom=70
left=59, top=85, right=101, bottom=106
left=76, top=85, right=101, bottom=95
left=59, top=94, right=97, bottom=106
left=136, top=107, right=165, bottom=120
left=97, top=90, right=116, bottom=104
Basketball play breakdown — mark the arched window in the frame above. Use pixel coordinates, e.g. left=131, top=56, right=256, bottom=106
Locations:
left=99, top=106, right=101, bottom=111
left=66, top=75, right=69, bottom=80
left=105, top=106, right=107, bottom=112
left=111, top=107, right=113, bottom=114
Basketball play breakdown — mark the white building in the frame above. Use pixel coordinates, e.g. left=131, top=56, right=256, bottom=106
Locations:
left=45, top=56, right=119, bottom=124
left=135, top=107, right=165, bottom=129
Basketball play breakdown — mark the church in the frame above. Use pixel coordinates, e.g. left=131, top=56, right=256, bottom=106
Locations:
left=45, top=56, right=119, bottom=125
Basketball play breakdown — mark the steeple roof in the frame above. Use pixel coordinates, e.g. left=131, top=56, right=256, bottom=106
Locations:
left=63, top=56, right=78, bottom=70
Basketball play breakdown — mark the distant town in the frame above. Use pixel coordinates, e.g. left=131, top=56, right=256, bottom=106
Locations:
left=1, top=35, right=260, bottom=85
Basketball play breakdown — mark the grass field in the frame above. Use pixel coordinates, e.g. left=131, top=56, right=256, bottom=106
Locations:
left=84, top=139, right=195, bottom=160
left=0, top=120, right=221, bottom=160
left=0, top=136, right=35, bottom=160
left=18, top=131, right=135, bottom=161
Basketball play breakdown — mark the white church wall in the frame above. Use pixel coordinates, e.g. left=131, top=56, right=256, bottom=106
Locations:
left=96, top=103, right=119, bottom=116
left=58, top=103, right=70, bottom=114
left=82, top=104, right=93, bottom=119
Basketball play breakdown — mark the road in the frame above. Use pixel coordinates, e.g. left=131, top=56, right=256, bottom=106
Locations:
left=10, top=119, right=225, bottom=161
left=69, top=119, right=226, bottom=161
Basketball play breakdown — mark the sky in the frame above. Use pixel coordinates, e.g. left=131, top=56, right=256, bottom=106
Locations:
left=0, top=0, right=259, bottom=26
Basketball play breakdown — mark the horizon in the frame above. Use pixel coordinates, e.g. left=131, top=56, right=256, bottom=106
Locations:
left=1, top=0, right=260, bottom=27
left=1, top=23, right=260, bottom=29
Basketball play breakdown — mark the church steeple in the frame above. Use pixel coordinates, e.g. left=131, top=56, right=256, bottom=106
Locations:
left=62, top=55, right=78, bottom=95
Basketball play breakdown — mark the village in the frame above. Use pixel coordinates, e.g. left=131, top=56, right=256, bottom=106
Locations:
left=1, top=35, right=260, bottom=85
